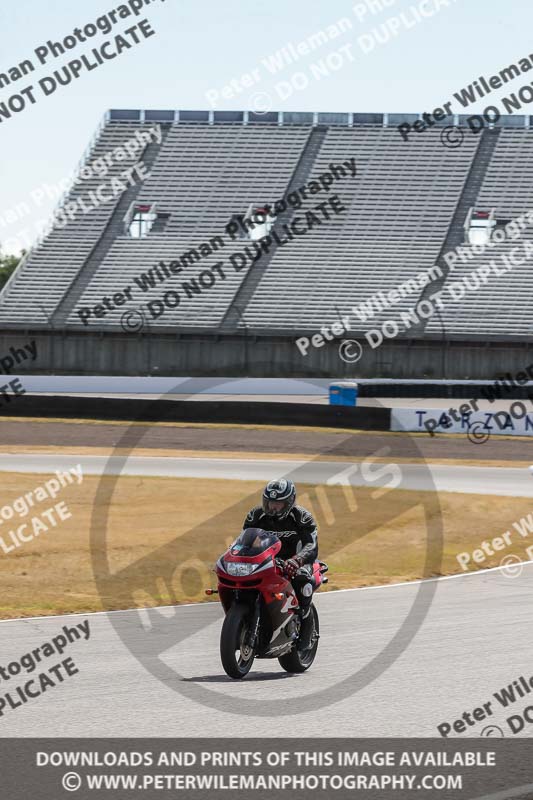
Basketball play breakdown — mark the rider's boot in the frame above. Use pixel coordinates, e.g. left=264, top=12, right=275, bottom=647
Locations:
left=299, top=607, right=314, bottom=650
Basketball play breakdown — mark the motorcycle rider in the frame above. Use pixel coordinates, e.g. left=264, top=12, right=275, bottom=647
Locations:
left=242, top=479, right=318, bottom=650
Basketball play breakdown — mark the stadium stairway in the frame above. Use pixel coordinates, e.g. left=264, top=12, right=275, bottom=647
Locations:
left=50, top=127, right=171, bottom=327
left=219, top=125, right=329, bottom=331
left=412, top=128, right=501, bottom=335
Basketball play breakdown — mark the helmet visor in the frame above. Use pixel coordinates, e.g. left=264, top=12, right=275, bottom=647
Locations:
left=262, top=497, right=289, bottom=517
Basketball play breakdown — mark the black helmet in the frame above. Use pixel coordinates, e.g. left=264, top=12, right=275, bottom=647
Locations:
left=262, top=479, right=296, bottom=519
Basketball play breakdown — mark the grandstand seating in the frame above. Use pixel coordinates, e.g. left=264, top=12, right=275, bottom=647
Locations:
left=0, top=124, right=151, bottom=326
left=425, top=129, right=533, bottom=338
left=0, top=111, right=532, bottom=340
left=60, top=124, right=311, bottom=328
left=242, top=126, right=479, bottom=332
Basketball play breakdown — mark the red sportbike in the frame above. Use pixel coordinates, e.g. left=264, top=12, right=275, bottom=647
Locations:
left=209, top=528, right=328, bottom=679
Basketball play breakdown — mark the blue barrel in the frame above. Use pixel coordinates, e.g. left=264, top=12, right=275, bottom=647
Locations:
left=329, top=381, right=359, bottom=406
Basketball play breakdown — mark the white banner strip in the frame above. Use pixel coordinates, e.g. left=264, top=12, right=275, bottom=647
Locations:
left=391, top=407, right=533, bottom=437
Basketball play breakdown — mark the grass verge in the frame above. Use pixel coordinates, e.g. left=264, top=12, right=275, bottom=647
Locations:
left=0, top=473, right=530, bottom=619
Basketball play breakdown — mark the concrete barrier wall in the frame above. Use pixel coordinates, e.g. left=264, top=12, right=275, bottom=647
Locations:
left=3, top=375, right=533, bottom=399
left=4, top=393, right=531, bottom=437
left=0, top=395, right=392, bottom=429
left=1, top=376, right=331, bottom=395
left=0, top=330, right=532, bottom=380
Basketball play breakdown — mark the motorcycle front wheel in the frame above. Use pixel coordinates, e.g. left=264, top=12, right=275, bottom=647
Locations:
left=220, top=603, right=256, bottom=679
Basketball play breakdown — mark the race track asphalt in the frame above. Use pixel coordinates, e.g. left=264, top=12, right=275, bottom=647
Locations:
left=2, top=563, right=533, bottom=738
left=0, top=453, right=531, bottom=496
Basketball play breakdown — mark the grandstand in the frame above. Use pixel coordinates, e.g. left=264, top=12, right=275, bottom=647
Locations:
left=425, top=128, right=533, bottom=338
left=0, top=109, right=532, bottom=378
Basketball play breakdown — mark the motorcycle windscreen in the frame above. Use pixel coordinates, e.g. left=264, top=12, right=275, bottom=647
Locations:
left=231, top=528, right=279, bottom=556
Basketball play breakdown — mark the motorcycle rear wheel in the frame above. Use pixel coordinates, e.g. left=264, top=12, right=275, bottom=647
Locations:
left=220, top=603, right=256, bottom=679
left=278, top=605, right=319, bottom=673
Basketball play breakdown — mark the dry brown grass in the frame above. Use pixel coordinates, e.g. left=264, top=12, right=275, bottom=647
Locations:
left=0, top=472, right=531, bottom=619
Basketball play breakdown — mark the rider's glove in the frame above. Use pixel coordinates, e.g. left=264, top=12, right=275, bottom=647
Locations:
left=284, top=557, right=302, bottom=578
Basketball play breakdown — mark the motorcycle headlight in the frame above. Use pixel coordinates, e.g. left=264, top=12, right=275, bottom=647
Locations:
left=225, top=562, right=256, bottom=576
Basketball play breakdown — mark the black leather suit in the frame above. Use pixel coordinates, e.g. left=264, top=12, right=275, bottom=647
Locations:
left=242, top=505, right=318, bottom=611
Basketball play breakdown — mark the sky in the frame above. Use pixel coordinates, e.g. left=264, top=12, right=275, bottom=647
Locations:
left=0, top=0, right=532, bottom=253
